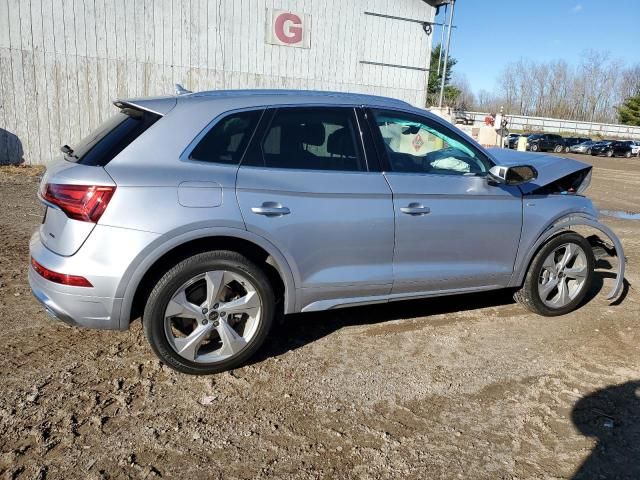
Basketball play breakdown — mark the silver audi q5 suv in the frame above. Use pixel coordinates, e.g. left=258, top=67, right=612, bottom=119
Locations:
left=29, top=89, right=625, bottom=374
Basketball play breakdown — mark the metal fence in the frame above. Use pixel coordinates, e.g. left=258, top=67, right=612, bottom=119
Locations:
left=462, top=111, right=640, bottom=140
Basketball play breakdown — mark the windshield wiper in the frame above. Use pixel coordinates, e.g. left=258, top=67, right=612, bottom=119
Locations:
left=60, top=144, right=78, bottom=159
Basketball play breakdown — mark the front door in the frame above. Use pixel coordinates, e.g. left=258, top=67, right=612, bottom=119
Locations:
left=236, top=106, right=395, bottom=310
left=366, top=108, right=523, bottom=295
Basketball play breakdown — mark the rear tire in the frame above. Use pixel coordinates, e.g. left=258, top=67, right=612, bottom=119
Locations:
left=514, top=233, right=595, bottom=317
left=143, top=251, right=275, bottom=375
left=587, top=148, right=592, bottom=155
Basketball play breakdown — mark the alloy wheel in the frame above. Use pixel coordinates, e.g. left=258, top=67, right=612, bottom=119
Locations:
left=163, top=270, right=262, bottom=363
left=538, top=243, right=588, bottom=309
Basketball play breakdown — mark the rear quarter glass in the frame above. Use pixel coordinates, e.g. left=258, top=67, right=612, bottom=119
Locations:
left=66, top=108, right=161, bottom=166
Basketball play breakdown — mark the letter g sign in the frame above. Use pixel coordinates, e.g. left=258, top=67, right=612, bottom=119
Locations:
left=275, top=12, right=302, bottom=44
left=266, top=9, right=311, bottom=48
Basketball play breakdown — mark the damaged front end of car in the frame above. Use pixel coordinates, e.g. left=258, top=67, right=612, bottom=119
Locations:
left=490, top=149, right=626, bottom=302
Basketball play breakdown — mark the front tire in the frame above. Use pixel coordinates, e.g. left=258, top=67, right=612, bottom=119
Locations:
left=606, top=150, right=614, bottom=157
left=143, top=251, right=275, bottom=375
left=625, top=151, right=632, bottom=158
left=531, top=143, right=539, bottom=152
left=514, top=233, right=594, bottom=316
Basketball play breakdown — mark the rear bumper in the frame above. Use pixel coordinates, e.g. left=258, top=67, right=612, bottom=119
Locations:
left=29, top=267, right=123, bottom=329
left=29, top=225, right=160, bottom=330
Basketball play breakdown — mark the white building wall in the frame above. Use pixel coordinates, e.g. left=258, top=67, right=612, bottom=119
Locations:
left=0, top=0, right=434, bottom=165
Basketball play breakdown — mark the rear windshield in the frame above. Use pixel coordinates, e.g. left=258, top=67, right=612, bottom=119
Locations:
left=65, top=107, right=161, bottom=166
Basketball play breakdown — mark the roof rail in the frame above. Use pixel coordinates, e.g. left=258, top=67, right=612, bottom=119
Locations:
left=189, top=89, right=412, bottom=107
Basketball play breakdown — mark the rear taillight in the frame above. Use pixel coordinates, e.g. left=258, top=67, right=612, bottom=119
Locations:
left=31, top=258, right=93, bottom=287
left=41, top=184, right=116, bottom=223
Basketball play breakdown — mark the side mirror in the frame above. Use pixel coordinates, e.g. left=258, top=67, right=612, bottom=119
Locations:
left=488, top=165, right=538, bottom=186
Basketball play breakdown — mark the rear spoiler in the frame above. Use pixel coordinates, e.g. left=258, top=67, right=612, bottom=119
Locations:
left=113, top=96, right=177, bottom=116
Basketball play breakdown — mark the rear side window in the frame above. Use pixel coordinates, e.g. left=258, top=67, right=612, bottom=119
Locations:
left=190, top=110, right=262, bottom=165
left=67, top=108, right=161, bottom=166
left=246, top=107, right=365, bottom=172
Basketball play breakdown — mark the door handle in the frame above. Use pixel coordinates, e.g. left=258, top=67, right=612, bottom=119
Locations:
left=400, top=203, right=430, bottom=216
left=251, top=202, right=290, bottom=216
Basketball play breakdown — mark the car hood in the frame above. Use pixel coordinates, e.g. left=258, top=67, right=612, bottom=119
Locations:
left=487, top=149, right=592, bottom=195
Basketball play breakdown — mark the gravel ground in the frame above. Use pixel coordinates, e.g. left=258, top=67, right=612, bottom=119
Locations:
left=0, top=154, right=638, bottom=479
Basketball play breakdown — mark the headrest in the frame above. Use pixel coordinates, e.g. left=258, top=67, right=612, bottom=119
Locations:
left=300, top=122, right=325, bottom=146
left=327, top=128, right=356, bottom=156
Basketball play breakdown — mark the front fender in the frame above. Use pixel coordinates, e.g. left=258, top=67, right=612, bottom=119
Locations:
left=511, top=213, right=625, bottom=302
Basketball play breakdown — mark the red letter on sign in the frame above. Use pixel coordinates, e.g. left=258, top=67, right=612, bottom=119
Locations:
left=274, top=12, right=302, bottom=44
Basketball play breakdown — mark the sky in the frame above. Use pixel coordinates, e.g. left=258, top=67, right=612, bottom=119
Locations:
left=434, top=0, right=640, bottom=95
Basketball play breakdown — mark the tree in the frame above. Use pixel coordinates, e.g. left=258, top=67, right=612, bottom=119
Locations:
left=618, top=95, right=640, bottom=126
left=488, top=51, right=640, bottom=123
left=426, top=44, right=458, bottom=107
left=449, top=73, right=475, bottom=110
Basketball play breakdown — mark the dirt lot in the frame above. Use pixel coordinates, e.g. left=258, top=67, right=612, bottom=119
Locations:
left=0, top=154, right=638, bottom=479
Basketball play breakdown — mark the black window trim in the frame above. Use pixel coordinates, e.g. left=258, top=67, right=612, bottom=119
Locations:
left=180, top=107, right=266, bottom=165
left=355, top=106, right=383, bottom=172
left=239, top=105, right=370, bottom=173
left=365, top=106, right=495, bottom=176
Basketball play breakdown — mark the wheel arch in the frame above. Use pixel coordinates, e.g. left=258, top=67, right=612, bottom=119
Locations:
left=116, top=227, right=297, bottom=329
left=510, top=214, right=625, bottom=301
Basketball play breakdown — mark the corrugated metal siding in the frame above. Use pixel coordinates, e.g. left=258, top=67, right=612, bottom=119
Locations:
left=0, top=0, right=434, bottom=165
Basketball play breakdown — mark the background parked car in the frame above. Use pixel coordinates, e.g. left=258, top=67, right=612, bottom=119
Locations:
left=622, top=140, right=640, bottom=157
left=454, top=111, right=474, bottom=125
left=590, top=140, right=633, bottom=158
left=504, top=133, right=520, bottom=148
left=562, top=137, right=592, bottom=153
left=569, top=140, right=597, bottom=155
left=526, top=133, right=565, bottom=153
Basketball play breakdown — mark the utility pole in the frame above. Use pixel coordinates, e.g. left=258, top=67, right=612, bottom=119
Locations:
left=438, top=0, right=455, bottom=108
left=436, top=3, right=447, bottom=76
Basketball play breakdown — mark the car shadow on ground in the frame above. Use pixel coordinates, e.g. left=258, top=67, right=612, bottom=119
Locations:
left=252, top=289, right=517, bottom=364
left=571, top=380, right=640, bottom=479
left=252, top=268, right=629, bottom=364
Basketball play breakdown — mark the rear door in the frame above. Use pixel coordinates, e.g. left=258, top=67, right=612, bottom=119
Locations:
left=236, top=106, right=395, bottom=310
left=366, top=108, right=523, bottom=295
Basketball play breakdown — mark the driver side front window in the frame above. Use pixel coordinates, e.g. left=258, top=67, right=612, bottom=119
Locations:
left=371, top=109, right=491, bottom=175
